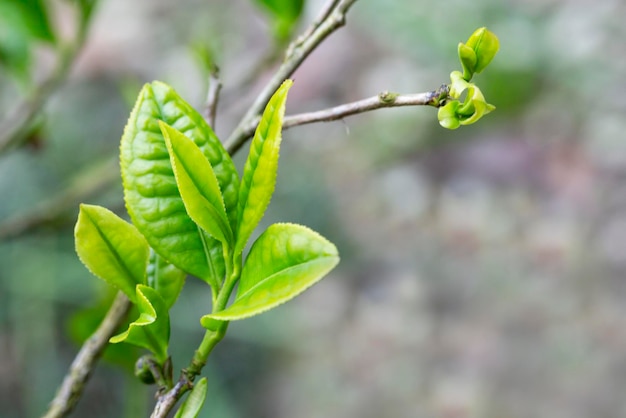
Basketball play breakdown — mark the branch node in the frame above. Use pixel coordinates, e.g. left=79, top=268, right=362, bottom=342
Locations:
left=379, top=91, right=399, bottom=104
left=427, top=84, right=450, bottom=107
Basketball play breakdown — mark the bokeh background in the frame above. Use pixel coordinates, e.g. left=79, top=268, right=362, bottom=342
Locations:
left=2, top=0, right=626, bottom=417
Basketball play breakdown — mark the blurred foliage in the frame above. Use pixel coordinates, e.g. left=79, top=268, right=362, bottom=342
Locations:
left=2, top=0, right=626, bottom=417
left=253, top=0, right=304, bottom=43
left=0, top=0, right=55, bottom=82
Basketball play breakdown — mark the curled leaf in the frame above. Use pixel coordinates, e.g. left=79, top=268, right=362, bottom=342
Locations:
left=438, top=81, right=495, bottom=130
left=110, top=285, right=170, bottom=364
left=449, top=71, right=470, bottom=99
left=437, top=101, right=461, bottom=130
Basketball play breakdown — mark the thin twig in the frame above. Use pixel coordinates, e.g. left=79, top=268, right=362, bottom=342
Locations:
left=225, top=0, right=359, bottom=155
left=204, top=66, right=222, bottom=128
left=288, top=0, right=341, bottom=57
left=42, top=292, right=132, bottom=418
left=238, top=86, right=449, bottom=142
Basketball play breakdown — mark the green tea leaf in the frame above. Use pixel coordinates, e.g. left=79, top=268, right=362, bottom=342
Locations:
left=234, top=79, right=292, bottom=256
left=174, top=377, right=208, bottom=418
left=120, top=81, right=238, bottom=289
left=458, top=42, right=477, bottom=81
left=437, top=101, right=461, bottom=130
left=75, top=204, right=149, bottom=303
left=146, top=248, right=186, bottom=309
left=110, top=285, right=170, bottom=363
left=204, top=223, right=339, bottom=321
left=161, top=122, right=233, bottom=247
left=464, top=27, right=500, bottom=75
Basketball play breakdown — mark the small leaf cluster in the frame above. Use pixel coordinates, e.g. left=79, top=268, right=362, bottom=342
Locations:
left=74, top=79, right=339, bottom=404
left=438, top=27, right=500, bottom=130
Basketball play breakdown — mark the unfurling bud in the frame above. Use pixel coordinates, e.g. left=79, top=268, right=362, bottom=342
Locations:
left=458, top=27, right=499, bottom=81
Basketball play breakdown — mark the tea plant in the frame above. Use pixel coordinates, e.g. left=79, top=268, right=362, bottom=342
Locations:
left=40, top=2, right=499, bottom=416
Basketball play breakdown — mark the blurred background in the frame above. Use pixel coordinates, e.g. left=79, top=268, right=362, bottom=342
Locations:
left=2, top=0, right=626, bottom=417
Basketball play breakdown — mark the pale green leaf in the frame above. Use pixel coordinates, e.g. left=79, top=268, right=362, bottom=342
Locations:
left=161, top=122, right=233, bottom=246
left=110, top=285, right=170, bottom=363
left=75, top=204, right=148, bottom=303
left=234, top=79, right=292, bottom=256
left=464, top=27, right=500, bottom=74
left=174, top=377, right=208, bottom=418
left=205, top=223, right=339, bottom=321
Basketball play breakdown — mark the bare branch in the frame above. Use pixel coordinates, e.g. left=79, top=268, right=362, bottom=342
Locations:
left=288, top=0, right=341, bottom=55
left=42, top=292, right=132, bottom=418
left=204, top=66, right=222, bottom=129
left=238, top=86, right=449, bottom=142
left=225, top=0, right=360, bottom=155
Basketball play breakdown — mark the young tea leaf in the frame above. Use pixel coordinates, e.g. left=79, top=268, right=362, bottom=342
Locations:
left=120, top=81, right=237, bottom=289
left=75, top=204, right=149, bottom=303
left=174, top=377, right=208, bottom=418
left=110, top=285, right=170, bottom=364
left=234, top=79, right=293, bottom=256
left=161, top=122, right=233, bottom=247
left=146, top=248, right=186, bottom=310
left=204, top=223, right=339, bottom=321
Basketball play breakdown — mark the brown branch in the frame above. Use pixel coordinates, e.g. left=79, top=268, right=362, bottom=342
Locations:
left=204, top=66, right=222, bottom=129
left=238, top=86, right=449, bottom=141
left=288, top=0, right=341, bottom=57
left=42, top=292, right=132, bottom=418
left=225, top=0, right=359, bottom=155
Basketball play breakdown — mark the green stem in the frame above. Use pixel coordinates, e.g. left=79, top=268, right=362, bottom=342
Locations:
left=150, top=260, right=240, bottom=418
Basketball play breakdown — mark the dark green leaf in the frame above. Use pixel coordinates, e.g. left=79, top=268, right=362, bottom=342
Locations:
left=75, top=204, right=149, bottom=303
left=234, top=79, right=292, bottom=256
left=146, top=248, right=186, bottom=310
left=120, top=81, right=238, bottom=289
left=110, top=285, right=170, bottom=364
left=205, top=223, right=339, bottom=321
